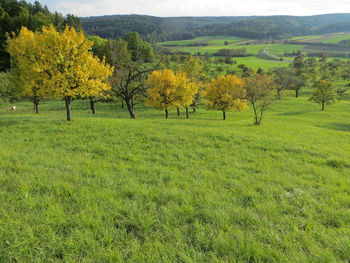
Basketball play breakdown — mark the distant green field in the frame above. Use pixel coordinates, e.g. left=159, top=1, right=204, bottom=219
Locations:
left=159, top=38, right=301, bottom=57
left=301, top=44, right=350, bottom=56
left=267, top=44, right=302, bottom=55
left=323, top=35, right=350, bottom=44
left=158, top=37, right=303, bottom=71
left=291, top=32, right=350, bottom=44
left=233, top=56, right=291, bottom=70
left=160, top=36, right=245, bottom=46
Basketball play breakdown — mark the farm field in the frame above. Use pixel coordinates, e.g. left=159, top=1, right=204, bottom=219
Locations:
left=160, top=36, right=246, bottom=46
left=157, top=36, right=306, bottom=70
left=301, top=44, right=350, bottom=57
left=290, top=32, right=350, bottom=44
left=158, top=36, right=302, bottom=57
left=230, top=56, right=291, bottom=70
left=1, top=88, right=350, bottom=262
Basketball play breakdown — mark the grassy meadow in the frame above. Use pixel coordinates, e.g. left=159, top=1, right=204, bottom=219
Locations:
left=291, top=32, right=350, bottom=44
left=158, top=36, right=300, bottom=57
left=1, top=87, right=350, bottom=262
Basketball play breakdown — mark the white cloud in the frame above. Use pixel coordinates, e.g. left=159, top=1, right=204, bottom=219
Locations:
left=44, top=0, right=350, bottom=17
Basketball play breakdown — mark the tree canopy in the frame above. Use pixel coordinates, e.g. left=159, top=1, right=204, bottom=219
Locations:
left=204, top=75, right=247, bottom=120
left=7, top=25, right=113, bottom=120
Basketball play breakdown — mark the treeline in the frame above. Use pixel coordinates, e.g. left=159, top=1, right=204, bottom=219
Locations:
left=81, top=15, right=250, bottom=43
left=81, top=14, right=350, bottom=42
left=0, top=0, right=81, bottom=70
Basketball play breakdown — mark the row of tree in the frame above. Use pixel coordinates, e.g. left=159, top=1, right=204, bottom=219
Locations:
left=2, top=24, right=345, bottom=123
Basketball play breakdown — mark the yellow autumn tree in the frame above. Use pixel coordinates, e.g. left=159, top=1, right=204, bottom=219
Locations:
left=146, top=69, right=179, bottom=118
left=6, top=27, right=51, bottom=113
left=86, top=55, right=113, bottom=115
left=7, top=25, right=113, bottom=120
left=175, top=71, right=198, bottom=119
left=204, top=75, right=247, bottom=120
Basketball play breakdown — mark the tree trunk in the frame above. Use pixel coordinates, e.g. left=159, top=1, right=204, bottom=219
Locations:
left=321, top=100, right=325, bottom=111
left=295, top=89, right=299, bottom=98
left=186, top=107, right=189, bottom=119
left=165, top=109, right=168, bottom=119
left=34, top=102, right=39, bottom=114
left=193, top=107, right=196, bottom=113
left=131, top=97, right=134, bottom=110
left=121, top=100, right=124, bottom=109
left=223, top=110, right=226, bottom=120
left=125, top=98, right=135, bottom=119
left=90, top=99, right=95, bottom=114
left=65, top=96, right=72, bottom=121
left=252, top=103, right=259, bottom=125
left=33, top=101, right=39, bottom=114
left=277, top=89, right=281, bottom=100
left=177, top=107, right=180, bottom=116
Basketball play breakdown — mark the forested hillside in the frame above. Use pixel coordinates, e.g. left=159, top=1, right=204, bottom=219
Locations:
left=0, top=0, right=81, bottom=70
left=82, top=14, right=350, bottom=42
left=81, top=15, right=253, bottom=43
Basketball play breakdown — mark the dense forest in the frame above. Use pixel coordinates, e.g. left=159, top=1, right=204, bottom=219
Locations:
left=82, top=14, right=350, bottom=42
left=0, top=0, right=81, bottom=70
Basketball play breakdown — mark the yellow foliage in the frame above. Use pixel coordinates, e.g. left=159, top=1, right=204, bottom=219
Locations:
left=6, top=27, right=50, bottom=100
left=174, top=71, right=198, bottom=108
left=204, top=75, right=248, bottom=112
left=7, top=25, right=113, bottom=100
left=146, top=69, right=195, bottom=110
left=146, top=69, right=177, bottom=110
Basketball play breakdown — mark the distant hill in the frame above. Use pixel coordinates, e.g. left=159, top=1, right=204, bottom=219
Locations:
left=81, top=14, right=350, bottom=42
left=81, top=15, right=254, bottom=42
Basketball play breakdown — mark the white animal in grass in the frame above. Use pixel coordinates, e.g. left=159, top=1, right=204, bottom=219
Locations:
left=9, top=106, right=16, bottom=111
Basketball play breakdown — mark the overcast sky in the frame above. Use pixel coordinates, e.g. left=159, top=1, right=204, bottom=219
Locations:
left=32, top=0, right=350, bottom=17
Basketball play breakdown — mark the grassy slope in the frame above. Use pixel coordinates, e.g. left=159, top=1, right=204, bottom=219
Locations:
left=291, top=33, right=350, bottom=44
left=158, top=37, right=301, bottom=57
left=159, top=36, right=245, bottom=46
left=1, top=89, right=350, bottom=262
left=233, top=57, right=291, bottom=70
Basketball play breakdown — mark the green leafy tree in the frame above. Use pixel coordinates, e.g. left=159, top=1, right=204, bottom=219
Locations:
left=309, top=80, right=338, bottom=111
left=124, top=32, right=153, bottom=62
left=272, top=67, right=293, bottom=99
left=104, top=38, right=155, bottom=119
left=0, top=72, right=20, bottom=104
left=244, top=74, right=276, bottom=125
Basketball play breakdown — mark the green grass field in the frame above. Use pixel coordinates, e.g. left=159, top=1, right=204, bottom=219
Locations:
left=158, top=37, right=301, bottom=57
left=1, top=87, right=350, bottom=262
left=157, top=37, right=306, bottom=72
left=159, top=36, right=245, bottom=47
left=290, top=32, right=350, bottom=45
left=233, top=57, right=291, bottom=70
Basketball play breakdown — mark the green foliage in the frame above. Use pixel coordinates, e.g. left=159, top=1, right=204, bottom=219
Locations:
left=0, top=71, right=20, bottom=103
left=124, top=32, right=154, bottom=62
left=309, top=80, right=338, bottom=110
left=244, top=74, right=276, bottom=124
left=0, top=0, right=82, bottom=71
left=82, top=13, right=350, bottom=42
